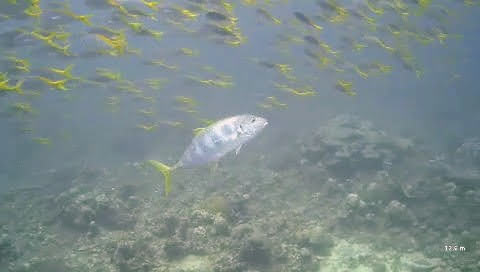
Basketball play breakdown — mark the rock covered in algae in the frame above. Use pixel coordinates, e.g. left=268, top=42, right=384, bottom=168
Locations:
left=202, top=195, right=232, bottom=219
left=361, top=170, right=400, bottom=203
left=239, top=233, right=272, bottom=266
left=54, top=186, right=137, bottom=232
left=300, top=115, right=413, bottom=178
left=345, top=193, right=366, bottom=210
left=0, top=233, right=18, bottom=264
left=12, top=257, right=70, bottom=272
left=213, top=253, right=246, bottom=272
left=164, top=238, right=187, bottom=260
left=295, top=226, right=335, bottom=256
left=318, top=239, right=375, bottom=272
left=317, top=239, right=406, bottom=272
left=442, top=137, right=480, bottom=186
left=172, top=254, right=213, bottom=272
left=384, top=200, right=417, bottom=226
left=400, top=252, right=443, bottom=272
left=454, top=138, right=480, bottom=170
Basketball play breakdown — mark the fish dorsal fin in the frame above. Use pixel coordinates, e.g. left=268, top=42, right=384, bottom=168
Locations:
left=193, top=127, right=207, bottom=136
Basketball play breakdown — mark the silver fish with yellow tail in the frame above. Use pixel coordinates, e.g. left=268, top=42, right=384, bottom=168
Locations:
left=148, top=114, right=268, bottom=195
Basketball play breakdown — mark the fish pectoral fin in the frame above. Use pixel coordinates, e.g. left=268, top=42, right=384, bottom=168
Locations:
left=237, top=125, right=244, bottom=135
left=235, top=144, right=243, bottom=155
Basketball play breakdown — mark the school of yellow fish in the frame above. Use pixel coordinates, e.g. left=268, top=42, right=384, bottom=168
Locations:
left=0, top=0, right=477, bottom=146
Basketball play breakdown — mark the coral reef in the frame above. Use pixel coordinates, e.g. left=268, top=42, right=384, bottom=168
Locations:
left=172, top=255, right=212, bottom=272
left=0, top=115, right=478, bottom=272
left=239, top=233, right=272, bottom=266
left=0, top=233, right=18, bottom=264
left=54, top=186, right=137, bottom=233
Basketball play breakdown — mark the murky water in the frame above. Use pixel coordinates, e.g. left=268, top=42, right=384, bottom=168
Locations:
left=0, top=1, right=479, bottom=271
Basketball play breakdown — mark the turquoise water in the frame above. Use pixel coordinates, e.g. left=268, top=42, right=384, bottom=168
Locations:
left=0, top=1, right=479, bottom=271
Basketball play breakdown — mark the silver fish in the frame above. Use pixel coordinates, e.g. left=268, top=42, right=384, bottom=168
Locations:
left=148, top=114, right=268, bottom=195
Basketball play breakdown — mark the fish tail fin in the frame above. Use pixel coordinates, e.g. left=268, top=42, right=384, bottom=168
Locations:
left=65, top=64, right=74, bottom=77
left=312, top=24, right=323, bottom=31
left=147, top=160, right=173, bottom=196
left=14, top=80, right=24, bottom=94
left=46, top=32, right=56, bottom=41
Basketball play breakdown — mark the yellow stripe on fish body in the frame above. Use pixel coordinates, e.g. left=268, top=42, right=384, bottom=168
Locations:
left=148, top=114, right=268, bottom=196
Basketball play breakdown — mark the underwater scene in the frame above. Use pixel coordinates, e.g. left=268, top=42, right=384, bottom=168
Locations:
left=1, top=0, right=480, bottom=271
